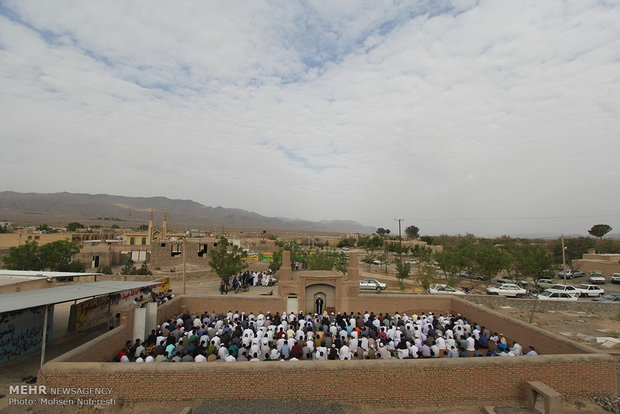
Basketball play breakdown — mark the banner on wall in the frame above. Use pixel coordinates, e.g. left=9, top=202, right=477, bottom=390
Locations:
left=242, top=253, right=259, bottom=261
left=0, top=306, right=54, bottom=363
left=157, top=277, right=170, bottom=294
left=70, top=278, right=170, bottom=332
left=259, top=252, right=273, bottom=261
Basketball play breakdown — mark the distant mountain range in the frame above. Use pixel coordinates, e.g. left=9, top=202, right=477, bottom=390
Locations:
left=0, top=191, right=376, bottom=234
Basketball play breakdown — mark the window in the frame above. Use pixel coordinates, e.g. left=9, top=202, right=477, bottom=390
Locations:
left=141, top=237, right=146, bottom=245
left=171, top=244, right=182, bottom=257
left=198, top=244, right=208, bottom=257
left=130, top=237, right=135, bottom=245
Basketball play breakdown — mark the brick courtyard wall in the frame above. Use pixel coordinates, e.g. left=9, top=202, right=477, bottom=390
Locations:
left=38, top=354, right=616, bottom=406
left=180, top=295, right=285, bottom=315
left=37, top=294, right=618, bottom=407
left=347, top=293, right=451, bottom=315
left=50, top=312, right=134, bottom=363
left=450, top=297, right=592, bottom=355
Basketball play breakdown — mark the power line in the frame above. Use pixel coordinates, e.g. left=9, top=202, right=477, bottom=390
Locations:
left=406, top=214, right=620, bottom=222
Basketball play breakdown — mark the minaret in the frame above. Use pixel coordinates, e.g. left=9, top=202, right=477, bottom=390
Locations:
left=147, top=208, right=154, bottom=243
left=162, top=208, right=168, bottom=240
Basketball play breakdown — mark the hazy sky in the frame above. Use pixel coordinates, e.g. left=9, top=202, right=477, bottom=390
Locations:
left=1, top=1, right=618, bottom=237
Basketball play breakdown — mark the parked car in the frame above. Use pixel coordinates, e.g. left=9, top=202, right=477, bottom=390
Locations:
left=536, top=290, right=579, bottom=301
left=486, top=283, right=528, bottom=298
left=546, top=284, right=580, bottom=297
left=611, top=273, right=620, bottom=284
left=405, top=259, right=420, bottom=265
left=462, top=272, right=485, bottom=281
left=536, top=279, right=556, bottom=290
left=593, top=293, right=620, bottom=302
left=496, top=276, right=530, bottom=287
left=372, top=260, right=382, bottom=266
left=360, top=278, right=386, bottom=292
left=428, top=284, right=465, bottom=295
left=557, top=270, right=585, bottom=279
left=588, top=272, right=606, bottom=284
left=574, top=284, right=605, bottom=297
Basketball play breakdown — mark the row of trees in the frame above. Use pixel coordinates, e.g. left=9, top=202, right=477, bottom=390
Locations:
left=206, top=237, right=351, bottom=281
left=2, top=240, right=86, bottom=272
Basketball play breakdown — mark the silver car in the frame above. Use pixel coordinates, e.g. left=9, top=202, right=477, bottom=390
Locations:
left=360, top=278, right=387, bottom=292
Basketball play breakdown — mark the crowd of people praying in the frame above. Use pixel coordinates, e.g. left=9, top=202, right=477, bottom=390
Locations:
left=116, top=309, right=538, bottom=363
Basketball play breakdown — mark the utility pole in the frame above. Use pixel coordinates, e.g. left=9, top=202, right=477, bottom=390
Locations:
left=561, top=234, right=566, bottom=283
left=183, top=237, right=187, bottom=295
left=394, top=218, right=404, bottom=261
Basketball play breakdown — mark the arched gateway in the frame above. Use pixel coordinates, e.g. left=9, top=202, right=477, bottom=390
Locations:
left=277, top=251, right=360, bottom=315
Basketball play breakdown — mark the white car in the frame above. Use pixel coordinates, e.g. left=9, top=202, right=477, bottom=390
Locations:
left=546, top=284, right=580, bottom=297
left=588, top=272, right=606, bottom=284
left=611, top=273, right=620, bottom=284
left=486, top=283, right=528, bottom=298
left=360, top=278, right=387, bottom=292
left=372, top=260, right=382, bottom=265
left=537, top=290, right=579, bottom=301
left=574, top=284, right=604, bottom=297
left=405, top=259, right=419, bottom=265
left=428, top=284, right=465, bottom=295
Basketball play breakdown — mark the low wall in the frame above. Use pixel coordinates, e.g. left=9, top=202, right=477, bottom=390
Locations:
left=50, top=314, right=134, bottom=363
left=38, top=354, right=616, bottom=406
left=451, top=298, right=593, bottom=355
left=180, top=295, right=284, bottom=315
left=463, top=294, right=620, bottom=313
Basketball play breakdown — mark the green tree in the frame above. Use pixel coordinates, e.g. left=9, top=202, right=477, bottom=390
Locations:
left=393, top=258, right=411, bottom=290
left=434, top=248, right=460, bottom=280
left=35, top=224, right=57, bottom=233
left=306, top=250, right=348, bottom=275
left=405, top=225, right=419, bottom=239
left=111, top=224, right=120, bottom=229
left=357, top=235, right=383, bottom=249
left=551, top=237, right=595, bottom=264
left=420, top=235, right=434, bottom=245
left=269, top=250, right=283, bottom=274
left=588, top=224, right=612, bottom=240
left=362, top=249, right=376, bottom=270
left=38, top=239, right=83, bottom=271
left=473, top=245, right=511, bottom=285
left=386, top=242, right=407, bottom=254
left=66, top=222, right=85, bottom=232
left=0, top=224, right=11, bottom=233
left=120, top=259, right=137, bottom=275
left=513, top=243, right=554, bottom=286
left=376, top=228, right=390, bottom=237
left=2, top=241, right=42, bottom=270
left=417, top=249, right=437, bottom=291
left=136, top=262, right=153, bottom=275
left=98, top=265, right=113, bottom=275
left=208, top=236, right=248, bottom=280
left=137, top=224, right=149, bottom=231
left=337, top=238, right=356, bottom=248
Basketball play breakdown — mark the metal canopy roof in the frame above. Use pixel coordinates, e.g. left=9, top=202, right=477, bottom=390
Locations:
left=0, top=270, right=101, bottom=278
left=0, top=281, right=160, bottom=313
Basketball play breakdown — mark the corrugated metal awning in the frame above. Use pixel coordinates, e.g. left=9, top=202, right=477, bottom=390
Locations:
left=0, top=270, right=101, bottom=278
left=0, top=281, right=160, bottom=313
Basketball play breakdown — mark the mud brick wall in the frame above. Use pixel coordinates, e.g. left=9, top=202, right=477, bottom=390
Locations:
left=38, top=354, right=617, bottom=406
